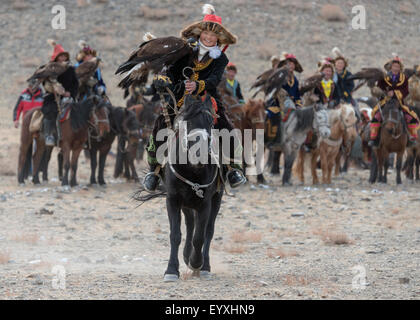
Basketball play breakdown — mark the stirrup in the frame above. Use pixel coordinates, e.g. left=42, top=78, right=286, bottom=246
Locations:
left=227, top=169, right=247, bottom=188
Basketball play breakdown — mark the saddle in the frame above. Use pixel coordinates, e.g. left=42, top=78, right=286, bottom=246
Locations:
left=29, top=109, right=43, bottom=133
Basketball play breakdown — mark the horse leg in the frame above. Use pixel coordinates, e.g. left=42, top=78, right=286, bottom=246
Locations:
left=282, top=149, right=296, bottom=186
left=416, top=156, right=420, bottom=181
left=31, top=138, right=45, bottom=185
left=70, top=148, right=83, bottom=187
left=189, top=205, right=211, bottom=271
left=382, top=151, right=389, bottom=184
left=320, top=150, right=329, bottom=185
left=58, top=151, right=63, bottom=182
left=406, top=153, right=414, bottom=181
left=41, top=147, right=53, bottom=182
left=17, top=137, right=32, bottom=184
left=271, top=151, right=281, bottom=175
left=334, top=150, right=341, bottom=176
left=396, top=151, right=403, bottom=185
left=311, top=149, right=319, bottom=185
left=369, top=151, right=378, bottom=183
left=296, top=147, right=305, bottom=184
left=98, top=145, right=111, bottom=186
left=182, top=208, right=195, bottom=267
left=164, top=196, right=182, bottom=281
left=201, top=192, right=222, bottom=275
left=23, top=142, right=32, bottom=180
left=127, top=148, right=139, bottom=182
left=61, top=146, right=71, bottom=186
left=89, top=147, right=98, bottom=185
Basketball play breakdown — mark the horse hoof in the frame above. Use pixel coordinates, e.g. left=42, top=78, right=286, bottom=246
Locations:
left=163, top=274, right=179, bottom=282
left=188, top=262, right=203, bottom=272
left=200, top=271, right=212, bottom=280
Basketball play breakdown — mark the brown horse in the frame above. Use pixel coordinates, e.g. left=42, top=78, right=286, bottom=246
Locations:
left=218, top=76, right=244, bottom=130
left=241, top=99, right=266, bottom=183
left=18, top=108, right=51, bottom=184
left=58, top=96, right=110, bottom=186
left=405, top=105, right=420, bottom=181
left=369, top=98, right=407, bottom=184
left=296, top=104, right=356, bottom=184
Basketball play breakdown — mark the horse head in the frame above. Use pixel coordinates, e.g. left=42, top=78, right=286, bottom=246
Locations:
left=244, top=99, right=265, bottom=131
left=313, top=103, right=331, bottom=139
left=122, top=108, right=140, bottom=146
left=173, top=94, right=215, bottom=167
left=90, top=96, right=110, bottom=138
left=382, top=97, right=404, bottom=137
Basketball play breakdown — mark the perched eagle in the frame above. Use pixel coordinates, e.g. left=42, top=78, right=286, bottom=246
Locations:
left=115, top=34, right=198, bottom=96
left=75, top=57, right=101, bottom=85
left=250, top=65, right=289, bottom=99
left=299, top=73, right=324, bottom=94
left=27, top=61, right=69, bottom=83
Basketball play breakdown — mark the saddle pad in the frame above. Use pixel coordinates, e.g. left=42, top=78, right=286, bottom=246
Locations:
left=29, top=109, right=43, bottom=133
left=59, top=104, right=71, bottom=123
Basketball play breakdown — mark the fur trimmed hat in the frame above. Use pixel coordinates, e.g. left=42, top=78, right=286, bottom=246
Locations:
left=270, top=55, right=281, bottom=69
left=318, top=57, right=335, bottom=73
left=331, top=47, right=348, bottom=68
left=76, top=40, right=97, bottom=62
left=180, top=4, right=237, bottom=46
left=226, top=62, right=237, bottom=72
left=277, top=52, right=303, bottom=73
left=48, top=39, right=69, bottom=62
left=384, top=53, right=404, bottom=71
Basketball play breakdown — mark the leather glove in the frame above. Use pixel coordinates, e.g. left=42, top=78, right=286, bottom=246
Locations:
left=152, top=75, right=172, bottom=92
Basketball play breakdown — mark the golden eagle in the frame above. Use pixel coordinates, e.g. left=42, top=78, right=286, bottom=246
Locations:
left=115, top=34, right=198, bottom=97
left=27, top=61, right=69, bottom=83
left=75, top=57, right=101, bottom=85
left=250, top=65, right=289, bottom=99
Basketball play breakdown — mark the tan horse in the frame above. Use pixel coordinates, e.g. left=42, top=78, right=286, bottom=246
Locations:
left=296, top=104, right=357, bottom=184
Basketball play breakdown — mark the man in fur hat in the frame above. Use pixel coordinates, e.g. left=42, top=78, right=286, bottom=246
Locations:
left=41, top=40, right=79, bottom=146
left=266, top=52, right=303, bottom=146
left=369, top=55, right=419, bottom=146
left=75, top=40, right=106, bottom=99
left=143, top=4, right=247, bottom=191
left=225, top=62, right=245, bottom=104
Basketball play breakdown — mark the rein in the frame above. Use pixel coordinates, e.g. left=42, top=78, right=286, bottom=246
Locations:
left=168, top=162, right=218, bottom=199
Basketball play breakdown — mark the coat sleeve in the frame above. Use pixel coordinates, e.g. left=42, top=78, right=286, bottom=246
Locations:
left=13, top=95, right=23, bottom=121
left=95, top=68, right=106, bottom=92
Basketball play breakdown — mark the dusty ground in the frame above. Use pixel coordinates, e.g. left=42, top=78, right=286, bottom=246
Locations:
left=1, top=0, right=420, bottom=300
left=0, top=128, right=419, bottom=300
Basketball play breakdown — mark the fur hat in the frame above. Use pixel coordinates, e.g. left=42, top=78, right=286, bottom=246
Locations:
left=48, top=39, right=70, bottom=62
left=331, top=47, right=348, bottom=68
left=226, top=62, right=237, bottom=72
left=318, top=57, right=335, bottom=73
left=277, top=52, right=303, bottom=73
left=76, top=40, right=97, bottom=62
left=181, top=4, right=237, bottom=45
left=384, top=53, right=404, bottom=71
left=271, top=55, right=281, bottom=69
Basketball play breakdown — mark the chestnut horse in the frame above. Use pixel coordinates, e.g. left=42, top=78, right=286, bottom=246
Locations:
left=58, top=96, right=110, bottom=186
left=296, top=104, right=356, bottom=185
left=369, top=98, right=407, bottom=184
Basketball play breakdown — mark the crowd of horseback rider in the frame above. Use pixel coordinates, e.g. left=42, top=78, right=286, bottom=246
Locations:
left=13, top=2, right=420, bottom=189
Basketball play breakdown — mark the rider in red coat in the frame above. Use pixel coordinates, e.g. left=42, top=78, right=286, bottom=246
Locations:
left=13, top=81, right=43, bottom=128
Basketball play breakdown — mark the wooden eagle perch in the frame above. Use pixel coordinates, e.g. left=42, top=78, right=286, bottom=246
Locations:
left=115, top=34, right=198, bottom=97
left=250, top=65, right=289, bottom=99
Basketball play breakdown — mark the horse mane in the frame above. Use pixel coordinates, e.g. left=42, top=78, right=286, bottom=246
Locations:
left=295, top=106, right=314, bottom=131
left=328, top=108, right=341, bottom=125
left=180, top=95, right=213, bottom=125
left=70, top=97, right=98, bottom=130
left=340, top=103, right=356, bottom=123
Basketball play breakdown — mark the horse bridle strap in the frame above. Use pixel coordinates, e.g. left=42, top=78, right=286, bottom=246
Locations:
left=321, top=136, right=343, bottom=147
left=168, top=163, right=218, bottom=199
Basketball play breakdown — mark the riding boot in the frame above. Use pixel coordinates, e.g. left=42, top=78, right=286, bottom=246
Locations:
left=43, top=118, right=56, bottom=147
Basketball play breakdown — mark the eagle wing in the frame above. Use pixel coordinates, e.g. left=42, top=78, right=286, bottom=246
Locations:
left=250, top=66, right=289, bottom=99
left=76, top=58, right=100, bottom=84
left=115, top=36, right=194, bottom=91
left=28, top=62, right=69, bottom=82
left=348, top=68, right=385, bottom=88
left=299, top=73, right=323, bottom=94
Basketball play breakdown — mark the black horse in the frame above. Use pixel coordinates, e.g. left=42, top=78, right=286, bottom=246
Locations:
left=136, top=94, right=223, bottom=282
left=88, top=104, right=140, bottom=185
